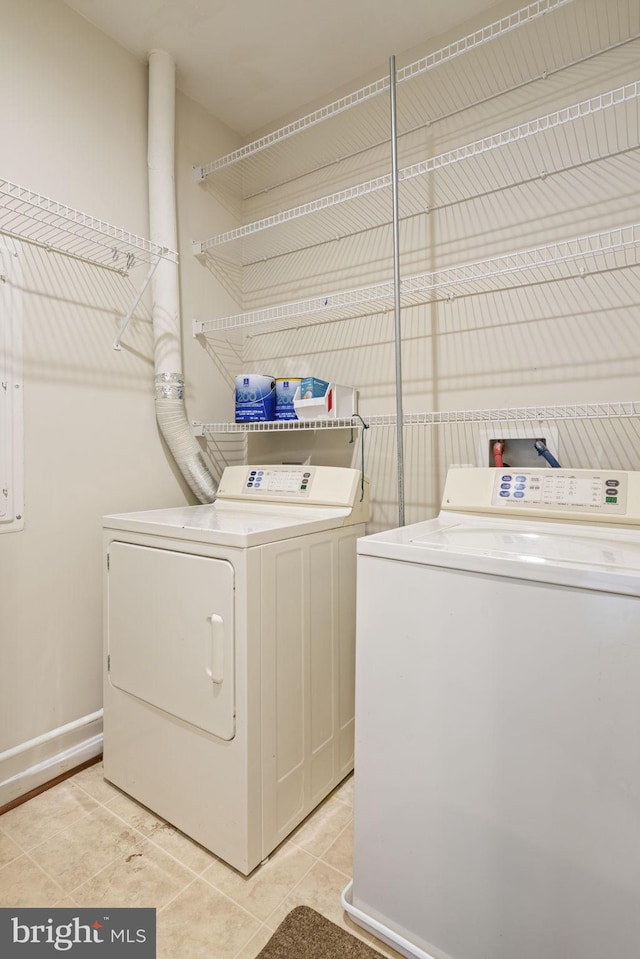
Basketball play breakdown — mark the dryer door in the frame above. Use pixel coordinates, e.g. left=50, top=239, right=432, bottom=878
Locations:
left=107, top=542, right=235, bottom=741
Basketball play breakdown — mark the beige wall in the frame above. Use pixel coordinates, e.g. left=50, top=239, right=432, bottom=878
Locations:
left=0, top=0, right=239, bottom=800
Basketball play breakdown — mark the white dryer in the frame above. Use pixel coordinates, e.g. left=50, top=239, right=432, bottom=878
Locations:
left=344, top=467, right=640, bottom=959
left=103, top=465, right=369, bottom=874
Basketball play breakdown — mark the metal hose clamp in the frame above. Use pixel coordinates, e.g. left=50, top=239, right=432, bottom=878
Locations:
left=155, top=372, right=184, bottom=400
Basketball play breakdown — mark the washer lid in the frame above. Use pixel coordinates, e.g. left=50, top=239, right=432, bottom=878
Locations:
left=103, top=501, right=353, bottom=547
left=358, top=515, right=640, bottom=595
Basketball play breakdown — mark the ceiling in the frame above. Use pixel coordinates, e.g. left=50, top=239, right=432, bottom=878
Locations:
left=63, top=0, right=500, bottom=137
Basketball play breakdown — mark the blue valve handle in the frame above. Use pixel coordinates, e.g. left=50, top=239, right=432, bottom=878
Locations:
left=534, top=440, right=561, bottom=468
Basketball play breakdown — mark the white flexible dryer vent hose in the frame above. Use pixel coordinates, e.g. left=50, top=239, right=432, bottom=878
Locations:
left=155, top=376, right=218, bottom=501
left=148, top=49, right=217, bottom=503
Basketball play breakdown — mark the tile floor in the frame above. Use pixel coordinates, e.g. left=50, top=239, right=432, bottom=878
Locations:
left=0, top=763, right=403, bottom=959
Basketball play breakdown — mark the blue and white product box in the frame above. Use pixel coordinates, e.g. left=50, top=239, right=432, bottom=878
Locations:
left=275, top=378, right=301, bottom=420
left=300, top=377, right=330, bottom=400
left=235, top=374, right=276, bottom=422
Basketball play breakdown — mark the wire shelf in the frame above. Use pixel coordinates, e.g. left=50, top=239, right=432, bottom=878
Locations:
left=194, top=401, right=640, bottom=434
left=193, top=417, right=360, bottom=435
left=193, top=223, right=640, bottom=334
left=0, top=178, right=177, bottom=272
left=193, top=81, right=640, bottom=265
left=400, top=401, right=640, bottom=426
left=194, top=0, right=638, bottom=199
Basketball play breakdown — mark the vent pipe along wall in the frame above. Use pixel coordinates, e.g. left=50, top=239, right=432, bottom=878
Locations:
left=147, top=49, right=217, bottom=503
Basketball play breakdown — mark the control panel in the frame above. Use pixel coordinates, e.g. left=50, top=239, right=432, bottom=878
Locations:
left=215, top=465, right=370, bottom=521
left=441, top=467, right=640, bottom=526
left=242, top=466, right=314, bottom=497
left=491, top=469, right=627, bottom=514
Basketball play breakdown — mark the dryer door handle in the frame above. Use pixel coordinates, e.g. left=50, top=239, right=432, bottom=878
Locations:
left=206, top=613, right=224, bottom=685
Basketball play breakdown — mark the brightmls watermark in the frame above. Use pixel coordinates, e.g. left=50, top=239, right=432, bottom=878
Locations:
left=0, top=909, right=156, bottom=956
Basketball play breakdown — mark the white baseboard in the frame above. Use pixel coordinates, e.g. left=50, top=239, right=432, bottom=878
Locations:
left=0, top=712, right=103, bottom=807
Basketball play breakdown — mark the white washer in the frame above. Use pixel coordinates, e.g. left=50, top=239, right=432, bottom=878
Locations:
left=344, top=467, right=640, bottom=959
left=103, top=464, right=369, bottom=874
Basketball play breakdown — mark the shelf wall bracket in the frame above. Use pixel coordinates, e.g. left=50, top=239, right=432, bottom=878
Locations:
left=112, top=253, right=163, bottom=351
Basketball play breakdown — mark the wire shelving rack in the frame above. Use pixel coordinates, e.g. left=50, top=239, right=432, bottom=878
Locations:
left=0, top=178, right=176, bottom=271
left=193, top=0, right=638, bottom=200
left=193, top=401, right=640, bottom=435
left=193, top=81, right=640, bottom=266
left=0, top=178, right=178, bottom=349
left=191, top=0, right=640, bottom=489
left=193, top=223, right=640, bottom=335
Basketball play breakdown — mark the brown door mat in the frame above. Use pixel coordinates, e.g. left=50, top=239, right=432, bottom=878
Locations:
left=257, top=906, right=386, bottom=959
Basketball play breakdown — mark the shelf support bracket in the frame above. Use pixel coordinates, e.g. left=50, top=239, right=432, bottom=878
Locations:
left=113, top=253, right=163, bottom=351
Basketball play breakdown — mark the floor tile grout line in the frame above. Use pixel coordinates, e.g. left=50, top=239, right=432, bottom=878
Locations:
left=190, top=795, right=353, bottom=923
left=288, top=816, right=353, bottom=868
left=0, top=824, right=23, bottom=871
left=155, top=870, right=268, bottom=956
left=155, top=874, right=199, bottom=914
left=19, top=847, right=74, bottom=901
left=317, top=821, right=353, bottom=878
left=0, top=801, right=103, bottom=859
left=102, top=802, right=224, bottom=888
left=258, top=855, right=354, bottom=933
left=260, top=855, right=319, bottom=931
left=33, top=809, right=163, bottom=900
left=332, top=789, right=354, bottom=809
left=230, top=921, right=271, bottom=959
left=202, top=843, right=326, bottom=930
left=167, top=871, right=262, bottom=926
left=61, top=831, right=194, bottom=904
left=156, top=876, right=264, bottom=959
left=21, top=803, right=150, bottom=872
left=71, top=778, right=121, bottom=809
left=198, top=854, right=314, bottom=927
left=64, top=813, right=210, bottom=900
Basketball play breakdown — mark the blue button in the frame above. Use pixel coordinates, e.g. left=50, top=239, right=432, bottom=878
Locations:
left=250, top=470, right=256, bottom=476
left=514, top=491, right=525, bottom=498
left=502, top=474, right=512, bottom=481
left=500, top=483, right=511, bottom=490
left=515, top=484, right=526, bottom=490
left=516, top=475, right=527, bottom=482
left=499, top=491, right=510, bottom=497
